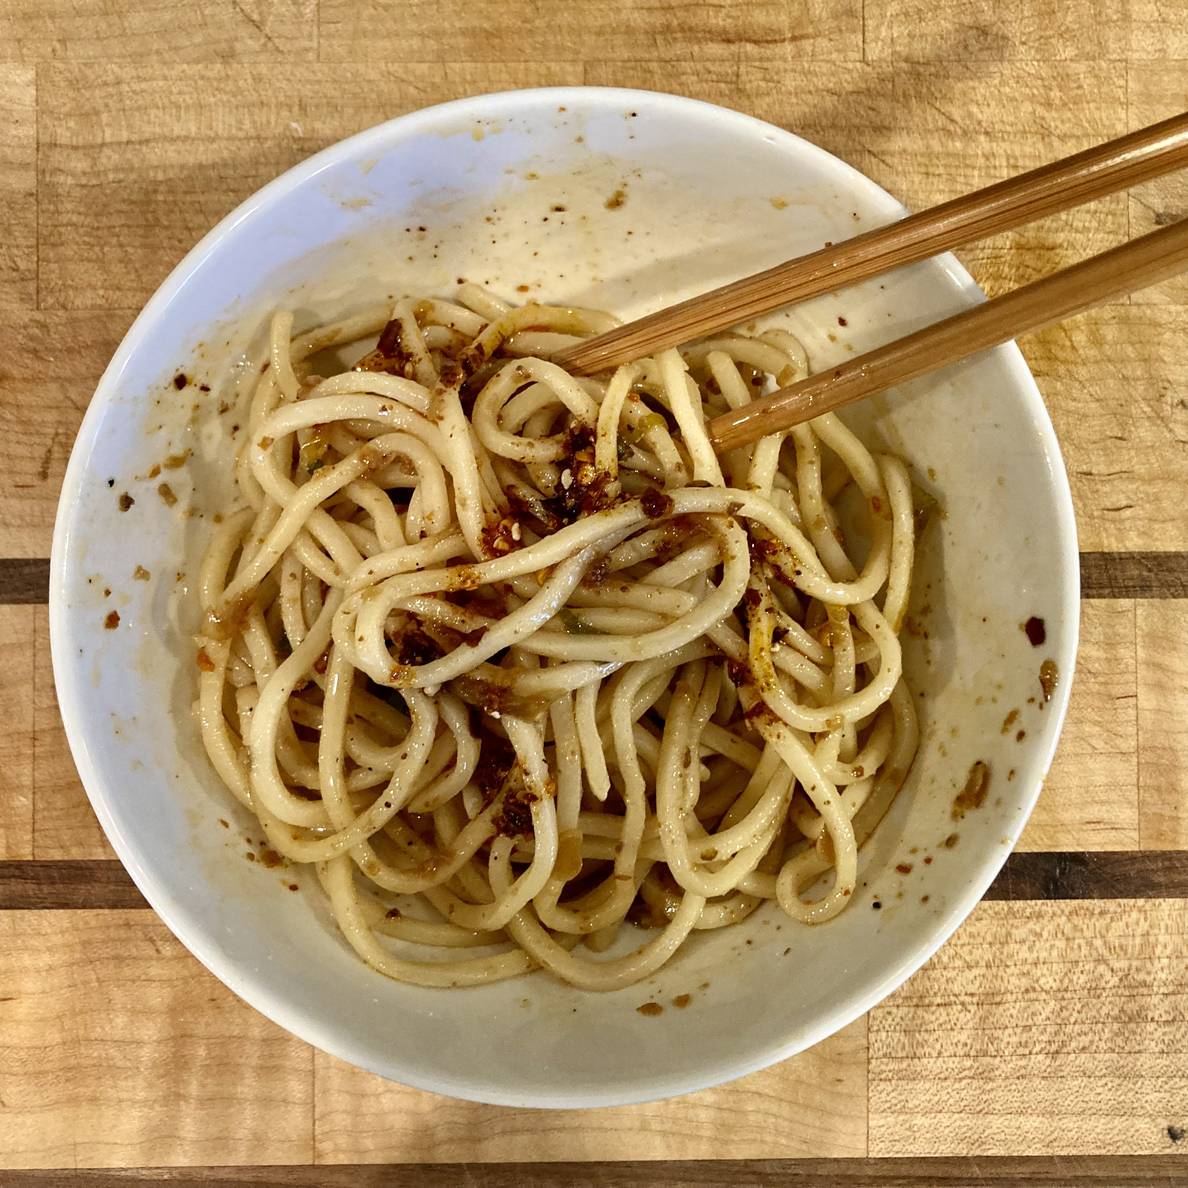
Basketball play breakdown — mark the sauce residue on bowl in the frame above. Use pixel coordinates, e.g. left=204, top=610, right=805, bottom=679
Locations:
left=952, top=760, right=990, bottom=820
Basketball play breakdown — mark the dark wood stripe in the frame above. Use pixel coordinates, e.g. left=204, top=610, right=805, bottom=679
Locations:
left=0, top=557, right=50, bottom=603
left=5, top=852, right=1188, bottom=910
left=4, top=548, right=1183, bottom=603
left=3, top=553, right=1188, bottom=604
left=982, top=850, right=1188, bottom=901
left=1079, top=551, right=1188, bottom=598
left=0, top=860, right=148, bottom=909
left=4, top=1155, right=1188, bottom=1185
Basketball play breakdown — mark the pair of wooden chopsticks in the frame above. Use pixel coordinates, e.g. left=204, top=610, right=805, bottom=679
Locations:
left=554, top=112, right=1188, bottom=453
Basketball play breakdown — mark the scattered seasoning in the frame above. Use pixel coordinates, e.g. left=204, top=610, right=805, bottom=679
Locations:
left=218, top=818, right=229, bottom=829
left=258, top=848, right=284, bottom=869
left=118, top=492, right=134, bottom=512
left=837, top=316, right=848, bottom=327
left=288, top=883, right=299, bottom=892
left=1039, top=659, right=1059, bottom=703
left=640, top=487, right=672, bottom=518
left=245, top=851, right=256, bottom=862
left=133, top=565, right=150, bottom=581
left=872, top=900, right=882, bottom=910
left=1023, top=616, right=1046, bottom=646
left=196, top=648, right=215, bottom=672
left=943, top=832, right=959, bottom=849
left=636, top=1001, right=663, bottom=1016
left=952, top=761, right=990, bottom=820
left=923, top=855, right=933, bottom=865
left=1169, top=1125, right=1184, bottom=1144
left=896, top=863, right=913, bottom=874
left=1001, top=708, right=1019, bottom=734
left=103, top=610, right=120, bottom=630
left=1016, top=729, right=1026, bottom=743
left=173, top=372, right=188, bottom=389
left=769, top=196, right=789, bottom=209
left=162, top=450, right=190, bottom=469
left=158, top=483, right=177, bottom=507
left=605, top=188, right=627, bottom=210
left=672, top=994, right=692, bottom=1009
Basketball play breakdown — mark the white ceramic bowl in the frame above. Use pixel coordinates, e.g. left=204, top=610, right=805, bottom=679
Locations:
left=51, top=87, right=1079, bottom=1107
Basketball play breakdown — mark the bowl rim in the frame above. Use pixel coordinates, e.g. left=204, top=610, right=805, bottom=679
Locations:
left=49, top=84, right=1081, bottom=1107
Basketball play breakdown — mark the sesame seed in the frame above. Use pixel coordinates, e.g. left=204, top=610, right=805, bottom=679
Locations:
left=560, top=469, right=573, bottom=489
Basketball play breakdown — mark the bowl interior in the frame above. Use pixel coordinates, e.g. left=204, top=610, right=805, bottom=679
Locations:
left=51, top=87, right=1078, bottom=1107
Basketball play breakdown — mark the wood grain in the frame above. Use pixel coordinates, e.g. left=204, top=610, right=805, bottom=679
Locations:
left=1028, top=306, right=1188, bottom=552
left=1080, top=553, right=1188, bottom=599
left=1018, top=601, right=1138, bottom=852
left=0, top=311, right=132, bottom=557
left=0, top=559, right=49, bottom=602
left=0, top=860, right=147, bottom=909
left=0, top=1, right=318, bottom=63
left=37, top=62, right=584, bottom=311
left=0, top=606, right=35, bottom=859
left=319, top=0, right=862, bottom=63
left=7, top=1155, right=1188, bottom=1185
left=984, top=851, right=1188, bottom=901
left=32, top=607, right=114, bottom=860
left=0, top=910, right=314, bottom=1170
left=0, top=66, right=36, bottom=309
left=1126, top=3, right=1188, bottom=60
left=1137, top=600, right=1188, bottom=849
left=1128, top=61, right=1188, bottom=306
left=312, top=1021, right=867, bottom=1163
left=864, top=0, right=1128, bottom=63
left=13, top=850, right=1188, bottom=911
left=869, top=899, right=1188, bottom=1156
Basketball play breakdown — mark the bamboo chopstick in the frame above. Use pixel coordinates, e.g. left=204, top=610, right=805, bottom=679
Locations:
left=554, top=111, right=1188, bottom=376
left=706, top=218, right=1188, bottom=453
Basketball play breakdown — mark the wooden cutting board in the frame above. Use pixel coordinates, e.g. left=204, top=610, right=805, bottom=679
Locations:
left=1, top=1, right=1187, bottom=1183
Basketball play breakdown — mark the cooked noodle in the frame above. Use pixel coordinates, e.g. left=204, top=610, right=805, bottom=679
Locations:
left=195, top=287, right=919, bottom=990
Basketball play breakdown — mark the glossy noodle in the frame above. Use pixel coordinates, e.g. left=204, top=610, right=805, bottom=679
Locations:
left=195, top=287, right=919, bottom=990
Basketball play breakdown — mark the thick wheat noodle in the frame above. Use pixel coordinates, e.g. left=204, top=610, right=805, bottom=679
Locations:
left=194, top=287, right=921, bottom=989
